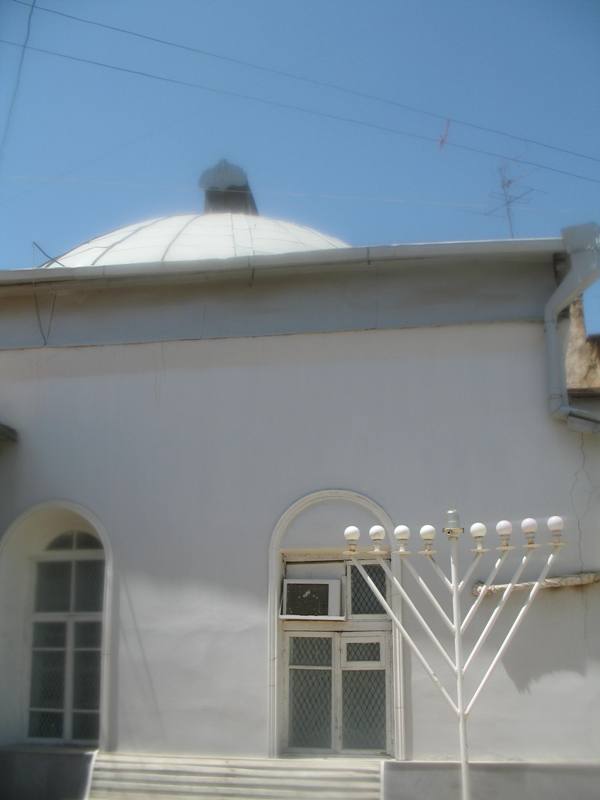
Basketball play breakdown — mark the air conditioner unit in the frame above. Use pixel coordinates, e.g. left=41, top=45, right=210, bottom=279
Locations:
left=281, top=579, right=342, bottom=619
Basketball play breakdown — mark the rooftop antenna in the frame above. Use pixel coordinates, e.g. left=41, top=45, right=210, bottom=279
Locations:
left=485, top=163, right=536, bottom=238
left=499, top=164, right=516, bottom=237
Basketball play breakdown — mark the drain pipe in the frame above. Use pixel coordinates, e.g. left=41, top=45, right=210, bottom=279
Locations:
left=545, top=222, right=600, bottom=433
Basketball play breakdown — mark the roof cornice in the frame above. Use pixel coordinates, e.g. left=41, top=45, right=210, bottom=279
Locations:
left=0, top=237, right=564, bottom=292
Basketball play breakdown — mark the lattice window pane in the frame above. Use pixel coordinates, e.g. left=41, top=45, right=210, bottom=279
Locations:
left=74, top=561, right=104, bottom=612
left=28, top=711, right=63, bottom=738
left=342, top=669, right=386, bottom=750
left=30, top=651, right=66, bottom=708
left=290, top=637, right=332, bottom=667
left=351, top=565, right=386, bottom=615
left=72, top=712, right=99, bottom=741
left=289, top=669, right=331, bottom=748
left=347, top=642, right=381, bottom=662
left=73, top=651, right=101, bottom=710
left=35, top=562, right=71, bottom=612
left=75, top=621, right=102, bottom=648
left=33, top=622, right=66, bottom=648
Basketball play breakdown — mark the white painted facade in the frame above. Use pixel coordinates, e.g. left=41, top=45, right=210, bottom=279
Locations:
left=0, top=206, right=599, bottom=771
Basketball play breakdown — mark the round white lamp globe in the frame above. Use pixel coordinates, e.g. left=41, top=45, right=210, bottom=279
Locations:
left=344, top=525, right=361, bottom=543
left=419, top=524, right=436, bottom=541
left=369, top=525, right=386, bottom=542
left=394, top=525, right=411, bottom=542
left=521, top=518, right=538, bottom=534
left=470, top=522, right=487, bottom=539
left=496, top=520, right=512, bottom=536
left=547, top=516, right=564, bottom=532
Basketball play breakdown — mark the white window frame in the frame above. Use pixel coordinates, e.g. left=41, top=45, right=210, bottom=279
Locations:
left=284, top=631, right=336, bottom=754
left=345, top=560, right=389, bottom=620
left=341, top=632, right=386, bottom=669
left=27, top=539, right=104, bottom=745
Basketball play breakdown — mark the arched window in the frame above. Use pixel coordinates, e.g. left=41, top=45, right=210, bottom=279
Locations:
left=28, top=531, right=105, bottom=742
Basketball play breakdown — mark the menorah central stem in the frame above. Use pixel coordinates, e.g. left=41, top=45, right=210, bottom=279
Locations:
left=450, top=536, right=471, bottom=800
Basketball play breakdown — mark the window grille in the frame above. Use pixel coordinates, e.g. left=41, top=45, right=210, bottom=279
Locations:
left=346, top=641, right=381, bottom=662
left=350, top=564, right=386, bottom=615
left=289, top=669, right=332, bottom=748
left=288, top=636, right=333, bottom=749
left=342, top=669, right=386, bottom=750
left=286, top=632, right=388, bottom=753
left=290, top=636, right=332, bottom=667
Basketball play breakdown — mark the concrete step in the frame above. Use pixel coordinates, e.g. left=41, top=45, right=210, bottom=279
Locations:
left=94, top=754, right=380, bottom=769
left=89, top=753, right=381, bottom=800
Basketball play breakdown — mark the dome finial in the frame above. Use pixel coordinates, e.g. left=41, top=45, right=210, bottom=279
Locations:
left=199, top=159, right=258, bottom=215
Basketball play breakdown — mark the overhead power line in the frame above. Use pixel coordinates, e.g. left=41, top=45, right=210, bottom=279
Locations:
left=10, top=0, right=600, bottom=166
left=0, top=0, right=37, bottom=173
left=1, top=173, right=494, bottom=210
left=0, top=37, right=599, bottom=187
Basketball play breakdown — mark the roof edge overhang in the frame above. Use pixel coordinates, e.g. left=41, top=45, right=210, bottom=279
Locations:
left=0, top=237, right=564, bottom=293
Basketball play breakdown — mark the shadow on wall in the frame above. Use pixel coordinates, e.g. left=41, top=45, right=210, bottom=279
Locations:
left=117, top=573, right=168, bottom=750
left=499, top=584, right=600, bottom=692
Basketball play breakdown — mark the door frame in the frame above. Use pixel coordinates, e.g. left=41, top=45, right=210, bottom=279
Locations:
left=283, top=629, right=392, bottom=755
left=267, top=490, right=403, bottom=759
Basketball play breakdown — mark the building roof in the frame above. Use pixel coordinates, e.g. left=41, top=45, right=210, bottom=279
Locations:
left=42, top=213, right=348, bottom=269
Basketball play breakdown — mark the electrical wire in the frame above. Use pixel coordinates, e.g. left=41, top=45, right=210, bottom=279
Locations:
left=10, top=0, right=600, bottom=166
left=0, top=0, right=37, bottom=173
left=3, top=173, right=496, bottom=211
left=0, top=116, right=186, bottom=210
left=1, top=37, right=599, bottom=187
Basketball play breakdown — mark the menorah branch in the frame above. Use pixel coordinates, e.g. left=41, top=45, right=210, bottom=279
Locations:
left=427, top=555, right=453, bottom=592
left=458, top=552, right=483, bottom=594
left=461, top=552, right=509, bottom=633
left=402, top=558, right=455, bottom=633
left=350, top=556, right=459, bottom=715
left=465, top=548, right=559, bottom=715
left=463, top=550, right=533, bottom=673
left=376, top=557, right=457, bottom=673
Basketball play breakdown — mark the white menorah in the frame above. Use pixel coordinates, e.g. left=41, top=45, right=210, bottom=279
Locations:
left=343, top=509, right=565, bottom=800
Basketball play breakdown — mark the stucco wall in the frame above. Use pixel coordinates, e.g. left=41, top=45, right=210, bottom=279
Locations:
left=0, top=252, right=555, bottom=349
left=0, top=322, right=599, bottom=758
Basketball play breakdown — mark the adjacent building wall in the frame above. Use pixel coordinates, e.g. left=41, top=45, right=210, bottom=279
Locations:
left=0, top=322, right=598, bottom=758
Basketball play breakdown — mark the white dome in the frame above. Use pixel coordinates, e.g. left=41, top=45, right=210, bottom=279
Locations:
left=45, top=213, right=347, bottom=268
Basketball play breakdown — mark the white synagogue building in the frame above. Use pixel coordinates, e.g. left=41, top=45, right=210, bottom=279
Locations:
left=0, top=161, right=599, bottom=800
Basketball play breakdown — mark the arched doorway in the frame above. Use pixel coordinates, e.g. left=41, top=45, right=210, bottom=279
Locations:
left=267, top=489, right=404, bottom=759
left=0, top=502, right=112, bottom=747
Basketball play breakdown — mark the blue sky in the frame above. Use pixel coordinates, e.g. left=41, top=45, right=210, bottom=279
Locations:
left=1, top=0, right=599, bottom=327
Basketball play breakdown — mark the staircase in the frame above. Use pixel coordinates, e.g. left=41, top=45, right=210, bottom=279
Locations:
left=89, top=752, right=382, bottom=800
